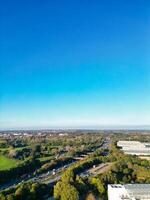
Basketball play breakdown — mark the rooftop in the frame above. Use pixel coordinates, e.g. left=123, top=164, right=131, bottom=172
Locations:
left=108, top=184, right=150, bottom=200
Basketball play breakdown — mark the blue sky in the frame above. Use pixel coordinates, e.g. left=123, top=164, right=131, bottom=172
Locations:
left=0, top=0, right=150, bottom=129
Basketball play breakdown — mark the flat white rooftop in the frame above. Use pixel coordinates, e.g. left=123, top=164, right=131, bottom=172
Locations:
left=117, top=141, right=150, bottom=156
left=108, top=184, right=150, bottom=200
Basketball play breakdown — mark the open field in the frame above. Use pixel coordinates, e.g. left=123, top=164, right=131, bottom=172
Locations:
left=0, top=155, right=18, bottom=170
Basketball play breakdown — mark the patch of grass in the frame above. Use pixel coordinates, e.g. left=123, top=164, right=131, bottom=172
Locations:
left=0, top=148, right=9, bottom=152
left=39, top=156, right=53, bottom=162
left=0, top=155, right=18, bottom=170
left=137, top=169, right=150, bottom=179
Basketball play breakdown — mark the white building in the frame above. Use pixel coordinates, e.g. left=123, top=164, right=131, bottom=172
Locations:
left=108, top=184, right=150, bottom=200
left=59, top=133, right=68, bottom=136
left=117, top=141, right=150, bottom=156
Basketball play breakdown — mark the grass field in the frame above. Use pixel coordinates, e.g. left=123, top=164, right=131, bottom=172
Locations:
left=137, top=169, right=150, bottom=179
left=39, top=156, right=53, bottom=163
left=0, top=155, right=18, bottom=170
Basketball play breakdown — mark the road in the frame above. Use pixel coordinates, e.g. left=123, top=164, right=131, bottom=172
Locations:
left=0, top=137, right=111, bottom=191
left=80, top=162, right=113, bottom=178
left=0, top=160, right=76, bottom=191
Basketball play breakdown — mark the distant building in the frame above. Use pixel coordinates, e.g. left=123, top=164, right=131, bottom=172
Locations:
left=59, top=133, right=68, bottom=136
left=108, top=184, right=150, bottom=200
left=13, top=133, right=22, bottom=136
left=117, top=141, right=150, bottom=156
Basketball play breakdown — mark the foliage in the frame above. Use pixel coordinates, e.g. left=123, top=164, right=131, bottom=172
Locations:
left=0, top=156, right=18, bottom=171
left=0, top=182, right=51, bottom=200
left=0, top=158, right=41, bottom=185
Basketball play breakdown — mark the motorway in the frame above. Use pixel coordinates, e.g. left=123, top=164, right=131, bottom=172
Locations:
left=0, top=160, right=77, bottom=191
left=0, top=137, right=111, bottom=191
left=80, top=162, right=113, bottom=178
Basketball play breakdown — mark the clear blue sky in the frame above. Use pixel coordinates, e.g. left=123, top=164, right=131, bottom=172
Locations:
left=0, top=0, right=150, bottom=129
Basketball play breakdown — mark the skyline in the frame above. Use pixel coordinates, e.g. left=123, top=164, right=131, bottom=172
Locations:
left=0, top=0, right=150, bottom=130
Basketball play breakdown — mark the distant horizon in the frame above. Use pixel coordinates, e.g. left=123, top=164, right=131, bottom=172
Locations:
left=1, top=124, right=150, bottom=131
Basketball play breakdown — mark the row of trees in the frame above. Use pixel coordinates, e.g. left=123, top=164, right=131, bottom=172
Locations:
left=0, top=182, right=52, bottom=200
left=0, top=158, right=41, bottom=185
left=36, top=156, right=74, bottom=174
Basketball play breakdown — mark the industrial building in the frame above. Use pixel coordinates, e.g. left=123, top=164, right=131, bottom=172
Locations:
left=117, top=141, right=150, bottom=156
left=108, top=184, right=150, bottom=200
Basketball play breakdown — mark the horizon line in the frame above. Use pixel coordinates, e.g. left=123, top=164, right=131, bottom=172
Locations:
left=1, top=125, right=150, bottom=131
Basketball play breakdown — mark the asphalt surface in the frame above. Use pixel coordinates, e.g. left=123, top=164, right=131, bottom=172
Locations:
left=0, top=137, right=111, bottom=191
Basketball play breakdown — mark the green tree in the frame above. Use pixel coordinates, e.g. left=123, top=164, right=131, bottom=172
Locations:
left=61, top=169, right=75, bottom=183
left=61, top=184, right=79, bottom=200
left=15, top=184, right=30, bottom=200
left=0, top=194, right=6, bottom=200
left=7, top=194, right=15, bottom=200
left=54, top=181, right=63, bottom=200
left=91, top=178, right=105, bottom=195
